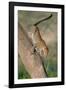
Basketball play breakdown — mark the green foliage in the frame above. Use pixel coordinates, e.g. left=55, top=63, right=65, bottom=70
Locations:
left=44, top=58, right=57, bottom=77
left=18, top=56, right=31, bottom=79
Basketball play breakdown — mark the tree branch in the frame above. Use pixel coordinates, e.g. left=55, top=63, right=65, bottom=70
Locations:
left=18, top=22, right=47, bottom=78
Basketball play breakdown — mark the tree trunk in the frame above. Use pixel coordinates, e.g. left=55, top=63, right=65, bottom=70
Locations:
left=18, top=23, right=47, bottom=78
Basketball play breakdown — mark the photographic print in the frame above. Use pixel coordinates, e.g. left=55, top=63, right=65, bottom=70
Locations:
left=9, top=2, right=64, bottom=88
left=18, top=11, right=57, bottom=79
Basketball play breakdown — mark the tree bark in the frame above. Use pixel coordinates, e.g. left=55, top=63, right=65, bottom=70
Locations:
left=18, top=23, right=47, bottom=78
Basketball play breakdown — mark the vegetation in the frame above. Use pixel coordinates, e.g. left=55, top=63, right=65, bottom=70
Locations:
left=44, top=59, right=57, bottom=77
left=18, top=56, right=31, bottom=79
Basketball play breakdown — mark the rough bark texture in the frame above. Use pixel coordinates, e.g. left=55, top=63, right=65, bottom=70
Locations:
left=18, top=23, right=47, bottom=78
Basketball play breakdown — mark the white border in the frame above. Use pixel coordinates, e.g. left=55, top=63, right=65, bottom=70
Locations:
left=14, top=6, right=61, bottom=84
